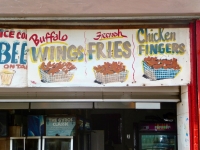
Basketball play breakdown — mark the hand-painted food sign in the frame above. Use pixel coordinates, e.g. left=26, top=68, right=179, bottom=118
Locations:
left=0, top=29, right=27, bottom=87
left=27, top=28, right=190, bottom=87
left=0, top=28, right=190, bottom=87
left=137, top=28, right=185, bottom=55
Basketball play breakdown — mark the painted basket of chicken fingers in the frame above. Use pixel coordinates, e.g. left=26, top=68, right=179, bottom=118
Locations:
left=143, top=56, right=181, bottom=81
left=93, top=61, right=128, bottom=84
left=39, top=61, right=76, bottom=83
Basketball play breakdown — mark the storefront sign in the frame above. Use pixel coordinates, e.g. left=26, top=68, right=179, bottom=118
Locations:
left=139, top=123, right=176, bottom=132
left=0, top=28, right=189, bottom=87
left=45, top=116, right=76, bottom=136
left=27, top=28, right=190, bottom=87
left=0, top=29, right=27, bottom=87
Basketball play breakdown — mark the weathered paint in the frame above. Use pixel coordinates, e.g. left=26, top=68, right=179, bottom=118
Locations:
left=0, top=0, right=200, bottom=16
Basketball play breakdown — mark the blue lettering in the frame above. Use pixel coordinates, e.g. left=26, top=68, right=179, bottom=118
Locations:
left=150, top=44, right=158, bottom=54
left=89, top=54, right=93, bottom=60
left=166, top=44, right=171, bottom=53
left=158, top=43, right=165, bottom=54
left=11, top=41, right=19, bottom=63
left=159, top=29, right=165, bottom=41
left=139, top=45, right=145, bottom=55
left=145, top=45, right=148, bottom=55
left=0, top=41, right=11, bottom=64
left=78, top=53, right=84, bottom=61
left=137, top=29, right=145, bottom=43
left=20, top=42, right=27, bottom=64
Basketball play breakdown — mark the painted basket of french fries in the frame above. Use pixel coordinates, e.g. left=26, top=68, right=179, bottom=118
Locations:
left=39, top=61, right=76, bottom=83
left=143, top=57, right=180, bottom=81
left=93, top=62, right=128, bottom=84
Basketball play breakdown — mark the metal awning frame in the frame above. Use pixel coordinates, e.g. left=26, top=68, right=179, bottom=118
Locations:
left=0, top=16, right=197, bottom=26
left=0, top=86, right=180, bottom=103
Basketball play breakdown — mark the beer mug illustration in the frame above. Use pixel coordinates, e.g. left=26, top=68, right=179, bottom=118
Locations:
left=0, top=69, right=16, bottom=85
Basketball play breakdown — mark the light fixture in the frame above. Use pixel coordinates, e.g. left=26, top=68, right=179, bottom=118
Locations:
left=136, top=103, right=160, bottom=109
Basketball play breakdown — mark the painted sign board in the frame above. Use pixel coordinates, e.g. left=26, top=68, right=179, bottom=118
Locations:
left=0, top=28, right=190, bottom=87
left=27, top=28, right=190, bottom=87
left=0, top=29, right=27, bottom=87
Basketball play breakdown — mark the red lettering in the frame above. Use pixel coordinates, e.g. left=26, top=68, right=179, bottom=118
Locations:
left=93, top=29, right=127, bottom=40
left=10, top=64, right=15, bottom=69
left=4, top=31, right=9, bottom=38
left=29, top=34, right=40, bottom=46
left=39, top=36, right=45, bottom=43
left=94, top=32, right=101, bottom=40
left=9, top=31, right=15, bottom=38
left=17, top=32, right=21, bottom=39
left=4, top=64, right=9, bottom=69
left=102, top=33, right=106, bottom=39
left=58, top=31, right=61, bottom=40
left=24, top=65, right=28, bottom=69
left=106, top=33, right=110, bottom=38
left=16, top=32, right=27, bottom=39
left=21, top=32, right=27, bottom=39
left=46, top=32, right=54, bottom=42
left=52, top=31, right=58, bottom=41
left=0, top=31, right=3, bottom=38
left=3, top=64, right=27, bottom=69
left=61, top=35, right=68, bottom=41
left=0, top=30, right=15, bottom=38
left=20, top=65, right=27, bottom=69
left=118, top=29, right=127, bottom=38
left=113, top=32, right=118, bottom=37
left=16, top=64, right=20, bottom=69
left=29, top=31, right=68, bottom=46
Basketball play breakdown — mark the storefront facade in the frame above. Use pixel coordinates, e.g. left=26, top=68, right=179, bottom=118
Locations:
left=0, top=0, right=199, bottom=150
left=0, top=25, right=195, bottom=150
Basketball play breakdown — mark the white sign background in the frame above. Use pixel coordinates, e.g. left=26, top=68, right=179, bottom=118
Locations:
left=0, top=29, right=27, bottom=87
left=27, top=28, right=190, bottom=87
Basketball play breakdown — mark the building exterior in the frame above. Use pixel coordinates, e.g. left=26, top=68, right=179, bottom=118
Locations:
left=0, top=0, right=199, bottom=150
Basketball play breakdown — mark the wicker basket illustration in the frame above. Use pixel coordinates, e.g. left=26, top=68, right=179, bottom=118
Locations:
left=143, top=61, right=180, bottom=81
left=40, top=69, right=75, bottom=83
left=94, top=70, right=128, bottom=84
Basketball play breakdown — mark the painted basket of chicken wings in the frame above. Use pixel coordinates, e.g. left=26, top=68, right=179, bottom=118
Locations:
left=143, top=57, right=181, bottom=81
left=93, top=61, right=128, bottom=84
left=39, top=61, right=76, bottom=83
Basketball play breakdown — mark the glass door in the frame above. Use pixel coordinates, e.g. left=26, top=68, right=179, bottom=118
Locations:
left=10, top=137, right=41, bottom=150
left=140, top=134, right=176, bottom=150
left=42, top=136, right=73, bottom=150
left=10, top=137, right=24, bottom=150
left=26, top=137, right=41, bottom=150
